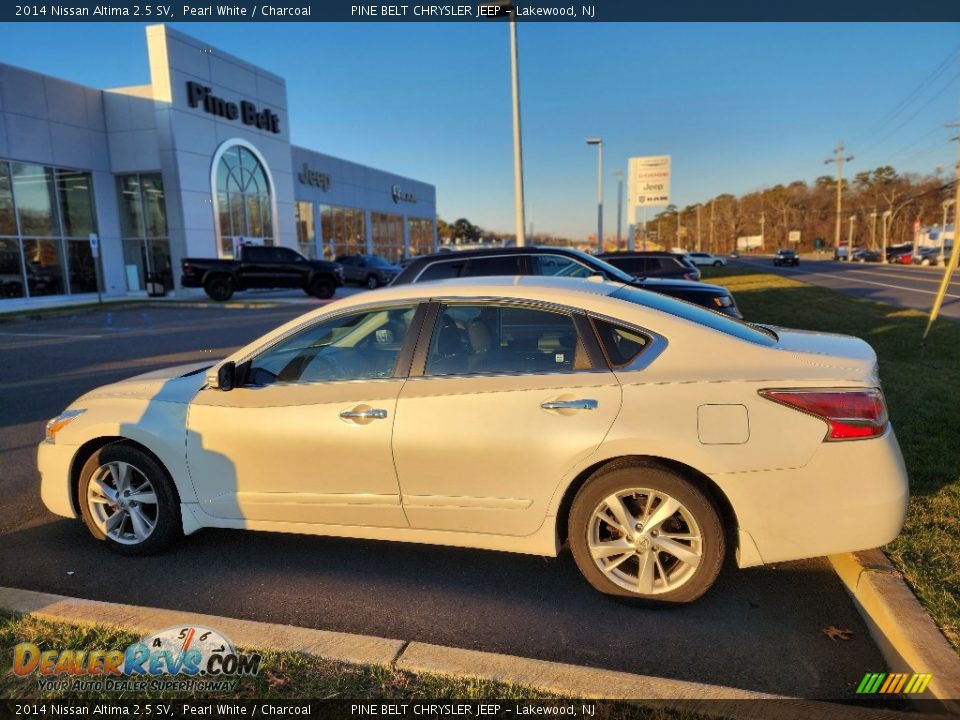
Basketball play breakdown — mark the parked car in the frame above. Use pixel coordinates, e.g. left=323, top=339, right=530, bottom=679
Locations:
left=852, top=248, right=883, bottom=263
left=38, top=276, right=908, bottom=603
left=773, top=249, right=799, bottom=267
left=597, top=252, right=701, bottom=281
left=885, top=244, right=913, bottom=264
left=687, top=252, right=727, bottom=267
left=391, top=247, right=740, bottom=317
left=181, top=245, right=343, bottom=301
left=337, top=254, right=402, bottom=289
left=912, top=246, right=949, bottom=266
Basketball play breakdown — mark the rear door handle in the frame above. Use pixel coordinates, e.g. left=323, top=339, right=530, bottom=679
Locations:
left=340, top=408, right=388, bottom=420
left=541, top=399, right=598, bottom=410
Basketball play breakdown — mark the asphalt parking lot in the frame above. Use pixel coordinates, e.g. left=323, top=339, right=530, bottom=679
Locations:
left=733, top=255, right=960, bottom=321
left=0, top=303, right=888, bottom=699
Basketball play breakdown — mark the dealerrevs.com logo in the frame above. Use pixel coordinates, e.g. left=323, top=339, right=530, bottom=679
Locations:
left=13, top=625, right=262, bottom=692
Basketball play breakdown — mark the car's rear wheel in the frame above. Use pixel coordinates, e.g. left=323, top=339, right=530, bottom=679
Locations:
left=366, top=274, right=379, bottom=289
left=309, top=276, right=336, bottom=299
left=204, top=275, right=234, bottom=301
left=713, top=261, right=722, bottom=267
left=78, top=443, right=181, bottom=556
left=568, top=464, right=724, bottom=603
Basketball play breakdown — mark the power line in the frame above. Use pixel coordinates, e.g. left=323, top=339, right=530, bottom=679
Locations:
left=855, top=46, right=960, bottom=148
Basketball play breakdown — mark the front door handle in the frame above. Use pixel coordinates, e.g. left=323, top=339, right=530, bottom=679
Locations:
left=541, top=399, right=598, bottom=410
left=340, top=408, right=388, bottom=420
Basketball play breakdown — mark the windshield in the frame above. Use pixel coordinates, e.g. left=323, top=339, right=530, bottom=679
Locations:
left=367, top=256, right=394, bottom=267
left=611, top=285, right=778, bottom=346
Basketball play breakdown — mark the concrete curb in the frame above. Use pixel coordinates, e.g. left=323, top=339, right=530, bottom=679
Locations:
left=830, top=550, right=960, bottom=709
left=0, top=586, right=930, bottom=720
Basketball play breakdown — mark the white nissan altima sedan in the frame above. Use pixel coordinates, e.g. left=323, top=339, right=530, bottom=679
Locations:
left=38, top=276, right=908, bottom=602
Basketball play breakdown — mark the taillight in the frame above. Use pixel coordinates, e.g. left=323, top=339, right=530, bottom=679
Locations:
left=758, top=388, right=888, bottom=441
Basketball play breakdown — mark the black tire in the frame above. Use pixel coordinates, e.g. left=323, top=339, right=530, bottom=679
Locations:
left=568, top=464, right=725, bottom=603
left=366, top=274, right=380, bottom=290
left=204, top=275, right=234, bottom=302
left=78, top=443, right=181, bottom=556
left=308, top=275, right=336, bottom=299
left=713, top=261, right=722, bottom=267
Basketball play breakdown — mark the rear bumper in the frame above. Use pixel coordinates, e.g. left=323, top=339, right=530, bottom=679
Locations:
left=711, top=428, right=909, bottom=567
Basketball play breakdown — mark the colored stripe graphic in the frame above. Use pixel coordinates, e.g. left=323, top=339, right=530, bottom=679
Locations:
left=858, top=672, right=933, bottom=694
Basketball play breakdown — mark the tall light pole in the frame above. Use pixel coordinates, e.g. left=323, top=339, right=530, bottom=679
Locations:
left=612, top=170, right=623, bottom=250
left=709, top=198, right=715, bottom=254
left=869, top=209, right=877, bottom=250
left=848, top=214, right=857, bottom=257
left=882, top=210, right=892, bottom=263
left=825, top=142, right=854, bottom=260
left=586, top=138, right=603, bottom=253
left=509, top=12, right=526, bottom=247
left=696, top=204, right=702, bottom=252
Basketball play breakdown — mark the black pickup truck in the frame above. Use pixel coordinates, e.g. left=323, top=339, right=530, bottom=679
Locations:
left=181, top=245, right=343, bottom=301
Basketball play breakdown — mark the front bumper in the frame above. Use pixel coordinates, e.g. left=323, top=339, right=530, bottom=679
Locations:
left=712, top=428, right=909, bottom=567
left=38, top=440, right=78, bottom=519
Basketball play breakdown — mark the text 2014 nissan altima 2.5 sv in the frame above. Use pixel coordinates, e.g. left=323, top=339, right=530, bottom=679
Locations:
left=38, top=276, right=908, bottom=602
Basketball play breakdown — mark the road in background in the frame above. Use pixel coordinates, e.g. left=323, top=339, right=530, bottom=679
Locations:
left=0, top=304, right=887, bottom=699
left=733, top=256, right=960, bottom=321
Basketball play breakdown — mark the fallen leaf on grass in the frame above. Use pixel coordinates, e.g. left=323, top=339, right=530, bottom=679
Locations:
left=821, top=626, right=854, bottom=641
left=265, top=670, right=288, bottom=688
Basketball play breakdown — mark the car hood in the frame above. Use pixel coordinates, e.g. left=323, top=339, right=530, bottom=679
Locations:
left=631, top=278, right=727, bottom=293
left=72, top=362, right=211, bottom=405
left=767, top=327, right=879, bottom=381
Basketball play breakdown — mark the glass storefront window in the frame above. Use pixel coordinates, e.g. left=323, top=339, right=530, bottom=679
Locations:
left=0, top=238, right=25, bottom=298
left=141, top=174, right=167, bottom=237
left=371, top=211, right=405, bottom=263
left=295, top=201, right=316, bottom=259
left=56, top=170, right=96, bottom=238
left=0, top=162, right=15, bottom=236
left=13, top=163, right=57, bottom=237
left=116, top=172, right=171, bottom=292
left=117, top=175, right=145, bottom=238
left=22, top=238, right=65, bottom=296
left=67, top=240, right=97, bottom=293
left=215, top=144, right=273, bottom=254
left=408, top=217, right=436, bottom=258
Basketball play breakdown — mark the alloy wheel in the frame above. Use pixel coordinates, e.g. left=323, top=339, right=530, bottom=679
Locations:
left=86, top=461, right=159, bottom=545
left=587, top=488, right=702, bottom=595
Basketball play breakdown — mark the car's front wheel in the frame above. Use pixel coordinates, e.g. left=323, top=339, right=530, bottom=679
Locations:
left=713, top=261, right=723, bottom=267
left=308, top=276, right=336, bottom=299
left=204, top=275, right=234, bottom=301
left=366, top=274, right=380, bottom=289
left=568, top=464, right=724, bottom=603
left=78, top=443, right=181, bottom=555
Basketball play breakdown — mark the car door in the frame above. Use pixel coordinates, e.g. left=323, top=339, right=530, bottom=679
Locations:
left=186, top=302, right=423, bottom=527
left=392, top=301, right=622, bottom=537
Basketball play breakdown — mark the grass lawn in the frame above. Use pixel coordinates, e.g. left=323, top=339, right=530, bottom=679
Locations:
left=0, top=612, right=711, bottom=719
left=702, top=266, right=960, bottom=653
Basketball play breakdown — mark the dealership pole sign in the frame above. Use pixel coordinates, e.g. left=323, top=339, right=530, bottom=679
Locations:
left=627, top=155, right=671, bottom=218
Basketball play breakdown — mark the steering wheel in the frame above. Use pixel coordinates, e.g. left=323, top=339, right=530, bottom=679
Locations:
left=303, top=352, right=346, bottom=381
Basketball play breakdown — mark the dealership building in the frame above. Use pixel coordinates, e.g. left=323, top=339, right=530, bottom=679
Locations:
left=0, top=24, right=437, bottom=304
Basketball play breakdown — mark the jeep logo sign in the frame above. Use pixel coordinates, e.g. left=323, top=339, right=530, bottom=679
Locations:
left=186, top=82, right=281, bottom=134
left=391, top=185, right=416, bottom=204
left=298, top=163, right=331, bottom=190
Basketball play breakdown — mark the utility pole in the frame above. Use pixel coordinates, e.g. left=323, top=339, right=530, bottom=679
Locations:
left=825, top=142, right=854, bottom=260
left=696, top=204, right=702, bottom=252
left=710, top=198, right=715, bottom=254
left=941, top=199, right=955, bottom=266
left=869, top=209, right=877, bottom=250
left=848, top=214, right=857, bottom=257
left=760, top=211, right=765, bottom=247
left=508, top=11, right=526, bottom=247
left=924, top=123, right=960, bottom=339
left=586, top=138, right=603, bottom=253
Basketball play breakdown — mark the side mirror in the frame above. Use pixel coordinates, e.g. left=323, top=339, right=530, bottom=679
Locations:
left=217, top=361, right=236, bottom=392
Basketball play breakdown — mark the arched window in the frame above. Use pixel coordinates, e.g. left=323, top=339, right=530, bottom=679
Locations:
left=214, top=144, right=274, bottom=257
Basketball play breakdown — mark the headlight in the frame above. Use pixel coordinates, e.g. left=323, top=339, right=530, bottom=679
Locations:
left=45, top=409, right=85, bottom=443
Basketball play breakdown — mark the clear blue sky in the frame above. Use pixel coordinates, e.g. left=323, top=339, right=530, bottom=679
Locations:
left=1, top=22, right=958, bottom=238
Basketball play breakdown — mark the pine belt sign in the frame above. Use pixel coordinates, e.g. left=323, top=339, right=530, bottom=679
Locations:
left=628, top=155, right=671, bottom=212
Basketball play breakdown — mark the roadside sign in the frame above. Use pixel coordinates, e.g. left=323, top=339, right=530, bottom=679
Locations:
left=628, top=155, right=671, bottom=213
left=788, top=230, right=801, bottom=243
left=88, top=233, right=99, bottom=258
